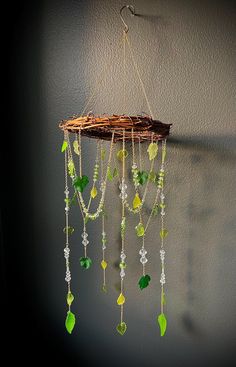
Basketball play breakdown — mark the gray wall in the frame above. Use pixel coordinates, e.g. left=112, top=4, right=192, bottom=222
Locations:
left=11, top=0, right=236, bottom=366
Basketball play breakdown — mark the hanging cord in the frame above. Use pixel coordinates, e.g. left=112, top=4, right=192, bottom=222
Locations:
left=124, top=32, right=154, bottom=118
left=79, top=33, right=126, bottom=117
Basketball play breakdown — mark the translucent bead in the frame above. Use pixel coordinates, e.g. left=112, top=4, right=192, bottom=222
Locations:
left=160, top=193, right=165, bottom=201
left=102, top=244, right=106, bottom=250
left=81, top=232, right=88, bottom=238
left=120, top=251, right=126, bottom=260
left=82, top=240, right=89, bottom=246
left=64, top=189, right=69, bottom=195
left=120, top=269, right=125, bottom=278
left=140, top=257, right=148, bottom=264
left=139, top=248, right=147, bottom=256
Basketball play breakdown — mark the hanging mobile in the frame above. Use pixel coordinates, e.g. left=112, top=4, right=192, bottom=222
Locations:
left=59, top=5, right=172, bottom=336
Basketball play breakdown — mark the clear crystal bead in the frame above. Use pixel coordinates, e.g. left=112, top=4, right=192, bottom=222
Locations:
left=140, top=256, right=148, bottom=264
left=139, top=248, right=147, bottom=256
left=120, top=251, right=126, bottom=260
left=64, top=189, right=69, bottom=195
left=102, top=244, right=106, bottom=250
left=120, top=268, right=125, bottom=278
left=160, top=193, right=165, bottom=201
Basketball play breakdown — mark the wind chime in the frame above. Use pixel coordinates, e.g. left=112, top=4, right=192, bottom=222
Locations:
left=59, top=5, right=172, bottom=336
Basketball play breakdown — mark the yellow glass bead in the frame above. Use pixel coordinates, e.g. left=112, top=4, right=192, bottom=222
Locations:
left=133, top=193, right=142, bottom=209
left=90, top=186, right=97, bottom=199
left=101, top=260, right=107, bottom=270
left=117, top=293, right=125, bottom=305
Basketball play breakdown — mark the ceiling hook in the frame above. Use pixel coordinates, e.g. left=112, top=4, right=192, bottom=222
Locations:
left=120, top=5, right=136, bottom=33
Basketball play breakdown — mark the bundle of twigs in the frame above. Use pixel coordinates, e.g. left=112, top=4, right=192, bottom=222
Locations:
left=59, top=114, right=172, bottom=142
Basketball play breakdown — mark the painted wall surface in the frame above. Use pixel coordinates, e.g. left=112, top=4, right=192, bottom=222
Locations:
left=4, top=0, right=236, bottom=366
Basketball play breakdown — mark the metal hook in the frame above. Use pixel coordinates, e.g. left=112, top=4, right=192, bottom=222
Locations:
left=120, top=5, right=136, bottom=33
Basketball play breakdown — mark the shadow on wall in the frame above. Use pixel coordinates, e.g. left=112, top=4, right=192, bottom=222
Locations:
left=167, top=134, right=236, bottom=340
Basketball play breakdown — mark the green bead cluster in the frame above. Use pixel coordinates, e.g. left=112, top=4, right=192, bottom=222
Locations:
left=157, top=168, right=165, bottom=189
left=93, top=162, right=99, bottom=182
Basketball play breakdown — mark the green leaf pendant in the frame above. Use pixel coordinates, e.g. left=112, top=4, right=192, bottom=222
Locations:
left=73, top=175, right=89, bottom=193
left=138, top=274, right=151, bottom=290
left=116, top=322, right=127, bottom=335
left=137, top=171, right=148, bottom=185
left=61, top=140, right=68, bottom=152
left=147, top=142, right=158, bottom=160
left=65, top=311, right=76, bottom=334
left=80, top=257, right=92, bottom=269
left=135, top=222, right=145, bottom=237
left=157, top=313, right=167, bottom=336
left=160, top=229, right=168, bottom=239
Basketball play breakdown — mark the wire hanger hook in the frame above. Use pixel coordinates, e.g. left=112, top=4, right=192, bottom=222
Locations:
left=120, top=5, right=136, bottom=33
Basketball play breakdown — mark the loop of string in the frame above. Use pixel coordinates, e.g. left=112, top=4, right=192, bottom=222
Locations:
left=79, top=29, right=154, bottom=119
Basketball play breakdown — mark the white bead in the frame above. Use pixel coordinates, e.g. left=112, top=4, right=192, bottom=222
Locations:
left=140, top=257, right=148, bottom=264
left=139, top=248, right=147, bottom=256
left=102, top=244, right=106, bottom=250
left=120, top=251, right=126, bottom=260
left=120, top=269, right=125, bottom=278
left=160, top=193, right=165, bottom=201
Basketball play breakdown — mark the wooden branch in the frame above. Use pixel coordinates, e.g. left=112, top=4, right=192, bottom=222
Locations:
left=59, top=114, right=172, bottom=142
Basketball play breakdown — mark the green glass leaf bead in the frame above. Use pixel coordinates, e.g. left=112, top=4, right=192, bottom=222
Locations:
left=84, top=215, right=89, bottom=224
left=152, top=204, right=159, bottom=216
left=159, top=203, right=166, bottom=209
left=160, top=229, right=168, bottom=239
left=61, top=140, right=68, bottom=152
left=137, top=171, right=148, bottom=185
left=148, top=171, right=156, bottom=182
left=101, top=148, right=106, bottom=160
left=147, top=142, right=158, bottom=160
left=138, top=274, right=151, bottom=290
left=113, top=167, right=118, bottom=178
left=117, top=149, right=128, bottom=161
left=68, top=159, right=75, bottom=177
left=107, top=167, right=113, bottom=181
left=79, top=257, right=92, bottom=269
left=135, top=223, right=145, bottom=237
left=67, top=291, right=74, bottom=306
left=116, top=322, right=127, bottom=336
left=157, top=313, right=167, bottom=336
left=73, top=140, right=80, bottom=155
left=65, top=311, right=75, bottom=334
left=63, top=226, right=75, bottom=235
left=119, top=262, right=126, bottom=269
left=73, top=175, right=89, bottom=193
